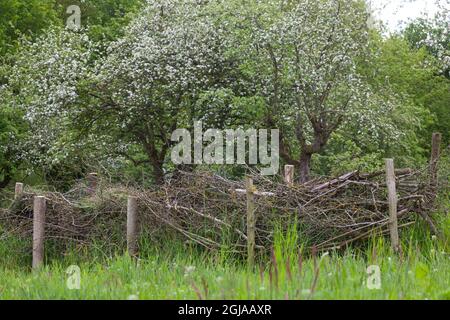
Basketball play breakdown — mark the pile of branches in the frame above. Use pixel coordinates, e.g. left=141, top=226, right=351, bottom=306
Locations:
left=1, top=185, right=130, bottom=247
left=134, top=165, right=441, bottom=252
left=0, top=162, right=444, bottom=253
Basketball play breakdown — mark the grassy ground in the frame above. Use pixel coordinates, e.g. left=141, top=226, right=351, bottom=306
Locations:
left=0, top=217, right=449, bottom=300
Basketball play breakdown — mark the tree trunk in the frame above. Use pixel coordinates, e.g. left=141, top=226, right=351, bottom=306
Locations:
left=0, top=174, right=11, bottom=189
left=138, top=135, right=167, bottom=186
left=299, top=152, right=312, bottom=184
left=152, top=162, right=165, bottom=185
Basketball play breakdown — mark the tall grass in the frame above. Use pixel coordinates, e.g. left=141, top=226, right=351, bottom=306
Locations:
left=0, top=214, right=448, bottom=299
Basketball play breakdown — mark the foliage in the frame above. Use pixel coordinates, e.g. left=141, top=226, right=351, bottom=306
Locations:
left=55, top=0, right=144, bottom=41
left=0, top=0, right=60, bottom=56
left=403, top=4, right=450, bottom=79
left=0, top=90, right=28, bottom=188
left=6, top=0, right=240, bottom=184
left=0, top=0, right=147, bottom=187
left=364, top=33, right=449, bottom=147
left=6, top=28, right=97, bottom=182
left=0, top=1, right=449, bottom=299
left=0, top=223, right=448, bottom=299
left=1, top=0, right=449, bottom=186
left=215, top=0, right=409, bottom=181
left=401, top=12, right=450, bottom=143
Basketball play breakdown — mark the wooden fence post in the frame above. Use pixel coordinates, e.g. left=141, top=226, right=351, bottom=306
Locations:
left=87, top=172, right=98, bottom=195
left=246, top=176, right=256, bottom=268
left=127, top=196, right=138, bottom=257
left=32, top=196, right=46, bottom=270
left=14, top=182, right=24, bottom=200
left=284, top=165, right=294, bottom=187
left=430, top=132, right=442, bottom=190
left=385, top=159, right=400, bottom=253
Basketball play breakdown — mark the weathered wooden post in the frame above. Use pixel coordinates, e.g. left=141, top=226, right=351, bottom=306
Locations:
left=14, top=182, right=24, bottom=200
left=284, top=165, right=294, bottom=187
left=430, top=132, right=442, bottom=190
left=418, top=132, right=443, bottom=237
left=32, top=196, right=46, bottom=270
left=127, top=196, right=138, bottom=257
left=86, top=172, right=98, bottom=195
left=246, top=176, right=256, bottom=268
left=385, top=159, right=400, bottom=253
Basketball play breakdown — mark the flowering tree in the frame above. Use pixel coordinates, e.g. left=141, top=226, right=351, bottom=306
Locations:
left=9, top=0, right=236, bottom=184
left=8, top=0, right=426, bottom=184
left=403, top=1, right=450, bottom=79
left=87, top=0, right=237, bottom=183
left=227, top=0, right=397, bottom=182
left=7, top=28, right=96, bottom=180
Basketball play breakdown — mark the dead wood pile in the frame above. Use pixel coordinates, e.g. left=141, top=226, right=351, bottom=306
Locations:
left=1, top=160, right=445, bottom=253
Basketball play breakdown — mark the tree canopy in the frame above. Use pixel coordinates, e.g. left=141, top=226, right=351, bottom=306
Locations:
left=1, top=0, right=449, bottom=187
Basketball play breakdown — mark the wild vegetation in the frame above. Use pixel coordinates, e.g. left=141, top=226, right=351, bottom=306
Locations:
left=0, top=0, right=449, bottom=300
left=0, top=216, right=449, bottom=300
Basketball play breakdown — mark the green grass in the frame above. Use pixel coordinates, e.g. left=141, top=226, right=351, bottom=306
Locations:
left=0, top=217, right=449, bottom=300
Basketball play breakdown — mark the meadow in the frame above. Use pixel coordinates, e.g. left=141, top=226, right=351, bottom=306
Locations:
left=0, top=216, right=448, bottom=300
